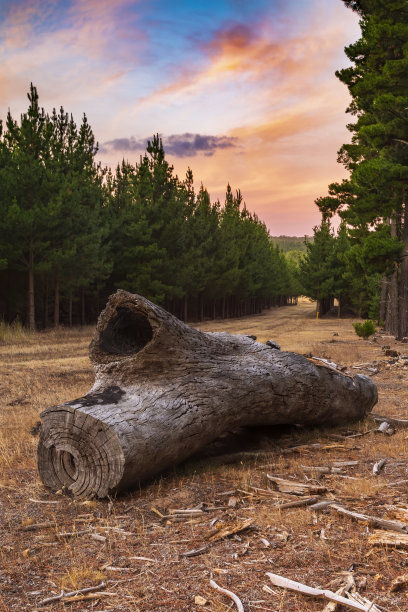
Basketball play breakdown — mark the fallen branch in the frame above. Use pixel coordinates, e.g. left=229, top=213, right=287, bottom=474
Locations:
left=277, top=496, right=321, bottom=509
left=330, top=503, right=408, bottom=534
left=371, top=414, right=408, bottom=428
left=210, top=579, right=244, bottom=612
left=265, top=573, right=372, bottom=611
left=18, top=521, right=55, bottom=532
left=38, top=582, right=106, bottom=606
left=309, top=500, right=336, bottom=511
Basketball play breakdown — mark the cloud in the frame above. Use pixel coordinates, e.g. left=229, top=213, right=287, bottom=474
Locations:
left=102, top=133, right=237, bottom=157
left=0, top=0, right=144, bottom=109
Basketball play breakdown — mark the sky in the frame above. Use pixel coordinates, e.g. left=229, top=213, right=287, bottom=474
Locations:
left=0, top=0, right=360, bottom=235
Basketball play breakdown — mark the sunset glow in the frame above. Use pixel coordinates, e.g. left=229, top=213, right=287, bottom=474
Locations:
left=0, top=0, right=360, bottom=234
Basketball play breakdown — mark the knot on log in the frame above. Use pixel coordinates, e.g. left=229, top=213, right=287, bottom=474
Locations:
left=38, top=290, right=378, bottom=499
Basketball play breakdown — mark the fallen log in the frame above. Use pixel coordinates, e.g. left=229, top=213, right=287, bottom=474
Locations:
left=37, top=290, right=377, bottom=498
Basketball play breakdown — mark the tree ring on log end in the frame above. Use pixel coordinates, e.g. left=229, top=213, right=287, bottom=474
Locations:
left=37, top=407, right=125, bottom=498
left=99, top=306, right=153, bottom=355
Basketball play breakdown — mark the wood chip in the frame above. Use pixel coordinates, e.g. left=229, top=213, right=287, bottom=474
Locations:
left=207, top=519, right=253, bottom=542
left=373, top=459, right=387, bottom=475
left=369, top=529, right=408, bottom=549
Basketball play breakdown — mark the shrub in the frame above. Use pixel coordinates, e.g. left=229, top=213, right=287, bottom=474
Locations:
left=353, top=319, right=376, bottom=339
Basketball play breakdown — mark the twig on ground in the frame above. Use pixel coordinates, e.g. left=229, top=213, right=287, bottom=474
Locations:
left=180, top=546, right=208, bottom=558
left=38, top=582, right=106, bottom=606
left=277, top=496, right=321, bottom=509
left=28, top=498, right=60, bottom=504
left=210, top=579, right=244, bottom=612
left=18, top=522, right=54, bottom=532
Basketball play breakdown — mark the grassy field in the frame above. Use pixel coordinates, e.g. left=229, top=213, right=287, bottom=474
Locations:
left=1, top=299, right=408, bottom=611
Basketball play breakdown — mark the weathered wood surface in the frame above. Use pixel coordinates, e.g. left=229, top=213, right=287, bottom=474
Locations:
left=37, top=290, right=377, bottom=498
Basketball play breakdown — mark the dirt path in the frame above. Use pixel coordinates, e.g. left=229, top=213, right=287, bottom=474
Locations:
left=197, top=298, right=359, bottom=353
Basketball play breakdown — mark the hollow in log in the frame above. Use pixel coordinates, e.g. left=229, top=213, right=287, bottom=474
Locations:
left=37, top=290, right=377, bottom=498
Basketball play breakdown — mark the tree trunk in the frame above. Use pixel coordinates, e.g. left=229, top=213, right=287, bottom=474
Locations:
left=27, top=247, right=35, bottom=330
left=68, top=291, right=73, bottom=327
left=81, top=288, right=85, bottom=326
left=37, top=290, right=377, bottom=499
left=385, top=216, right=400, bottom=336
left=54, top=277, right=60, bottom=327
left=380, top=276, right=388, bottom=324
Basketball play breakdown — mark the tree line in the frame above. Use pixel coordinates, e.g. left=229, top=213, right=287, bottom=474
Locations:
left=0, top=85, right=298, bottom=329
left=300, top=0, right=408, bottom=332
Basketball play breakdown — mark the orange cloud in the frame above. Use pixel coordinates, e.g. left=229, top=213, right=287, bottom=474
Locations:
left=136, top=7, right=351, bottom=116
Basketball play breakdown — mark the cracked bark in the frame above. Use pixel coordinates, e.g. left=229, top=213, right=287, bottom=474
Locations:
left=37, top=290, right=378, bottom=498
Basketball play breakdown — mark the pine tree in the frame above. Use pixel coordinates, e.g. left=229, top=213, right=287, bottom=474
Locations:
left=0, top=84, right=53, bottom=328
left=299, top=222, right=337, bottom=315
left=316, top=0, right=408, bottom=335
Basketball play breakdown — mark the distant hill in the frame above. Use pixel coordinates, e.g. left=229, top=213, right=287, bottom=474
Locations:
left=270, top=235, right=310, bottom=252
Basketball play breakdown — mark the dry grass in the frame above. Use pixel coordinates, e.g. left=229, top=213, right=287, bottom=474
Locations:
left=1, top=302, right=408, bottom=610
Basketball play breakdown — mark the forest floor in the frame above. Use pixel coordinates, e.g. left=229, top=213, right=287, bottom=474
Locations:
left=1, top=299, right=408, bottom=611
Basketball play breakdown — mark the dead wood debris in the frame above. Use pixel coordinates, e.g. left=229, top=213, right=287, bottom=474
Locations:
left=321, top=572, right=356, bottom=612
left=18, top=522, right=55, bottom=532
left=371, top=413, right=408, bottom=428
left=265, top=572, right=381, bottom=611
left=180, top=546, right=209, bottom=558
left=330, top=503, right=408, bottom=534
left=369, top=529, right=408, bottom=549
left=277, top=496, right=321, bottom=509
left=209, top=579, right=244, bottom=612
left=38, top=582, right=107, bottom=606
left=373, top=459, right=387, bottom=475
left=207, top=518, right=254, bottom=542
left=266, top=474, right=327, bottom=496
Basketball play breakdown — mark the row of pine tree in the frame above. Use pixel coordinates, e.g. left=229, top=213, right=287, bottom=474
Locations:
left=299, top=0, right=408, bottom=332
left=0, top=86, right=299, bottom=329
